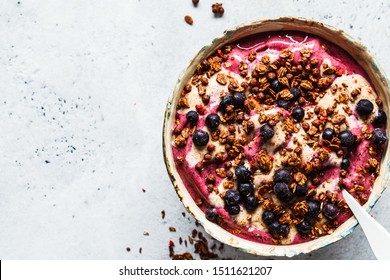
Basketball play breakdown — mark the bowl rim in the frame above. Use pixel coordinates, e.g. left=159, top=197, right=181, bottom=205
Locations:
left=162, top=16, right=390, bottom=257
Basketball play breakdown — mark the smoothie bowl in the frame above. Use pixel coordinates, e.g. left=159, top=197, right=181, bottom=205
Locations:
left=163, top=17, right=390, bottom=257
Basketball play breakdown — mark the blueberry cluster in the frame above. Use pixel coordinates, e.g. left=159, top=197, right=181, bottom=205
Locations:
left=257, top=82, right=306, bottom=143
left=259, top=168, right=341, bottom=239
left=355, top=98, right=387, bottom=144
left=222, top=165, right=259, bottom=215
left=319, top=98, right=387, bottom=175
left=262, top=210, right=290, bottom=238
left=186, top=110, right=212, bottom=147
left=273, top=168, right=294, bottom=202
left=218, top=92, right=247, bottom=112
left=186, top=111, right=221, bottom=147
left=187, top=92, right=249, bottom=148
left=271, top=80, right=306, bottom=121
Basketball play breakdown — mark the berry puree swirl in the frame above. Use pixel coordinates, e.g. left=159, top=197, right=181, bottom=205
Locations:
left=171, top=31, right=387, bottom=245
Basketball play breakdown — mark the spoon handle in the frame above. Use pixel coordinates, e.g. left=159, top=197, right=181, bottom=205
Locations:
left=342, top=189, right=390, bottom=260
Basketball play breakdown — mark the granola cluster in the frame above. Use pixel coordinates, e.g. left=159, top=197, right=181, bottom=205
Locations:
left=171, top=33, right=387, bottom=244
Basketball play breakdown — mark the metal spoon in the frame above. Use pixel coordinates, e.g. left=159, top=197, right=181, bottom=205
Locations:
left=342, top=189, right=390, bottom=260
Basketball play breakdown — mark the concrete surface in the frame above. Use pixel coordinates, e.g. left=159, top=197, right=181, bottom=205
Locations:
left=0, top=0, right=389, bottom=259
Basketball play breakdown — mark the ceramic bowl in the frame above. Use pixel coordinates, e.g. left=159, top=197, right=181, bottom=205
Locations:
left=162, top=17, right=390, bottom=257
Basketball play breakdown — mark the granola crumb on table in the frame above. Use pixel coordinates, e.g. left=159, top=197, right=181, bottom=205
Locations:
left=211, top=3, right=224, bottom=16
left=184, top=15, right=193, bottom=25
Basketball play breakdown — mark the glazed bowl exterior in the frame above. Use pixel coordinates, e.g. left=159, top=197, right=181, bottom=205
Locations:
left=163, top=17, right=390, bottom=257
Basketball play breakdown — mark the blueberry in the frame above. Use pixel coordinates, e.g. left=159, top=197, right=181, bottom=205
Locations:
left=322, top=128, right=335, bottom=141
left=373, top=110, right=387, bottom=127
left=244, top=195, right=259, bottom=211
left=260, top=124, right=274, bottom=140
left=270, top=79, right=283, bottom=92
left=233, top=92, right=246, bottom=108
left=274, top=182, right=293, bottom=202
left=297, top=220, right=312, bottom=234
left=281, top=190, right=293, bottom=202
left=341, top=158, right=350, bottom=169
left=338, top=130, right=355, bottom=147
left=274, top=168, right=292, bottom=184
left=235, top=165, right=252, bottom=183
left=323, top=203, right=339, bottom=220
left=295, top=183, right=308, bottom=196
left=290, top=87, right=301, bottom=99
left=225, top=204, right=240, bottom=215
left=186, top=110, right=199, bottom=125
left=192, top=130, right=209, bottom=146
left=292, top=107, right=305, bottom=121
left=205, top=208, right=219, bottom=222
left=219, top=95, right=233, bottom=112
left=274, top=182, right=289, bottom=195
left=307, top=201, right=320, bottom=218
left=277, top=224, right=290, bottom=237
left=205, top=113, right=220, bottom=130
left=268, top=221, right=280, bottom=238
left=238, top=182, right=254, bottom=197
left=224, top=190, right=241, bottom=206
left=262, top=211, right=275, bottom=225
left=372, top=128, right=387, bottom=145
left=277, top=99, right=292, bottom=110
left=356, top=99, right=374, bottom=116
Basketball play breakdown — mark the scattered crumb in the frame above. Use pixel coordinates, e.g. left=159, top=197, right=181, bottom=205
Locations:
left=143, top=231, right=149, bottom=236
left=211, top=3, right=224, bottom=16
left=194, top=239, right=218, bottom=260
left=184, top=15, right=193, bottom=25
left=161, top=210, right=165, bottom=219
left=169, top=240, right=175, bottom=257
left=170, top=227, right=220, bottom=260
left=169, top=227, right=176, bottom=232
left=181, top=212, right=186, bottom=217
left=139, top=247, right=142, bottom=254
left=172, top=252, right=194, bottom=260
left=142, top=188, right=146, bottom=193
left=126, top=247, right=131, bottom=252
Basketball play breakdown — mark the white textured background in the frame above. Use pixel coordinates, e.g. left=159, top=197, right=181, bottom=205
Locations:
left=0, top=0, right=389, bottom=259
